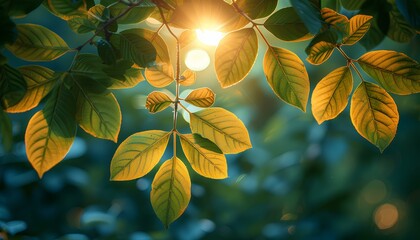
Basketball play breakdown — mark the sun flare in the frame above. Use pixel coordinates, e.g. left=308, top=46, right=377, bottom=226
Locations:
left=196, top=29, right=224, bottom=46
left=185, top=49, right=210, bottom=71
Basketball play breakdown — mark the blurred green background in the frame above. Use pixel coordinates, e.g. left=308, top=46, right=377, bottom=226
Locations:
left=1, top=3, right=420, bottom=240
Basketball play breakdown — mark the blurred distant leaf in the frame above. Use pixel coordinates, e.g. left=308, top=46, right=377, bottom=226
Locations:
left=0, top=64, right=26, bottom=109
left=263, top=47, right=310, bottom=111
left=358, top=50, right=420, bottom=95
left=340, top=0, right=366, bottom=10
left=235, top=0, right=277, bottom=19
left=290, top=0, right=323, bottom=34
left=180, top=69, right=196, bottom=86
left=396, top=0, right=420, bottom=31
left=264, top=7, right=311, bottom=42
left=6, top=66, right=55, bottom=113
left=6, top=24, right=70, bottom=61
left=358, top=2, right=391, bottom=50
left=388, top=5, right=416, bottom=42
left=145, top=91, right=173, bottom=113
left=185, top=87, right=215, bottom=108
left=215, top=28, right=258, bottom=88
left=350, top=82, right=399, bottom=152
left=0, top=110, right=12, bottom=152
left=26, top=82, right=77, bottom=178
left=312, top=66, right=353, bottom=124
left=342, top=15, right=373, bottom=45
left=179, top=30, right=196, bottom=49
left=179, top=134, right=227, bottom=179
left=44, top=0, right=87, bottom=20
left=110, top=130, right=171, bottom=181
left=190, top=107, right=252, bottom=154
left=151, top=157, right=191, bottom=228
left=8, top=0, right=44, bottom=17
left=0, top=14, right=16, bottom=48
left=145, top=63, right=174, bottom=88
left=321, top=8, right=349, bottom=34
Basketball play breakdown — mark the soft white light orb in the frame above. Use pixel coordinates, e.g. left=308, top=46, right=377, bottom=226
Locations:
left=185, top=49, right=210, bottom=71
left=196, top=29, right=224, bottom=46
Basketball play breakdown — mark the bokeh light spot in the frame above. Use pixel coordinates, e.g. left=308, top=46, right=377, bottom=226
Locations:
left=185, top=49, right=210, bottom=71
left=374, top=203, right=399, bottom=230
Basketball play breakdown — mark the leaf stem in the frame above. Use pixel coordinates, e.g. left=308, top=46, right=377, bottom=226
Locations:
left=336, top=46, right=366, bottom=82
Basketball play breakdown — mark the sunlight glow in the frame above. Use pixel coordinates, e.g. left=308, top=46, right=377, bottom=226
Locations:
left=196, top=29, right=224, bottom=46
left=185, top=49, right=210, bottom=71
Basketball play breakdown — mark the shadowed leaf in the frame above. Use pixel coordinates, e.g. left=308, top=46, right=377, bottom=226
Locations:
left=235, top=0, right=277, bottom=19
left=342, top=15, right=373, bottom=45
left=0, top=64, right=26, bottom=109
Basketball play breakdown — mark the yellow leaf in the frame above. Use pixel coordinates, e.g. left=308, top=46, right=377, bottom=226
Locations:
left=179, top=134, right=227, bottom=179
left=145, top=91, right=173, bottom=113
left=320, top=8, right=349, bottom=34
left=110, top=130, right=171, bottom=181
left=357, top=50, right=420, bottom=95
left=184, top=87, right=215, bottom=108
left=151, top=157, right=191, bottom=228
left=145, top=63, right=174, bottom=88
left=306, top=41, right=336, bottom=65
left=350, top=82, right=399, bottom=152
left=215, top=28, right=258, bottom=88
left=179, top=30, right=197, bottom=49
left=342, top=15, right=373, bottom=45
left=312, top=66, right=353, bottom=124
left=263, top=46, right=310, bottom=111
left=133, top=28, right=171, bottom=64
left=180, top=69, right=196, bottom=86
left=189, top=107, right=252, bottom=154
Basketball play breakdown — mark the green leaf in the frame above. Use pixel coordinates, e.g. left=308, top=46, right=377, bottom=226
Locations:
left=321, top=8, right=349, bottom=34
left=235, top=0, right=277, bottom=19
left=6, top=24, right=70, bottom=61
left=306, top=41, right=336, bottom=65
left=350, top=82, right=399, bottom=152
left=357, top=50, right=420, bottom=95
left=44, top=0, right=87, bottom=20
left=290, top=0, right=323, bottom=34
left=184, top=87, right=215, bottom=108
left=104, top=64, right=144, bottom=89
left=151, top=157, right=191, bottom=228
left=25, top=82, right=77, bottom=178
left=179, top=30, right=196, bottom=49
left=311, top=66, right=353, bottom=124
left=0, top=64, right=26, bottom=109
left=110, top=130, right=171, bottom=181
left=388, top=6, right=416, bottom=42
left=179, top=134, right=227, bottom=179
left=145, top=63, right=174, bottom=88
left=145, top=91, right=173, bottom=113
left=0, top=14, right=17, bottom=48
left=180, top=69, right=196, bottom=86
left=97, top=39, right=117, bottom=65
left=67, top=16, right=97, bottom=34
left=340, top=0, right=366, bottom=10
left=264, top=7, right=312, bottom=42
left=0, top=110, right=12, bottom=152
left=215, top=28, right=258, bottom=88
left=6, top=66, right=55, bottom=113
left=342, top=15, right=373, bottom=45
left=189, top=107, right=252, bottom=154
left=71, top=74, right=121, bottom=142
left=263, top=47, right=310, bottom=112
left=107, top=1, right=155, bottom=24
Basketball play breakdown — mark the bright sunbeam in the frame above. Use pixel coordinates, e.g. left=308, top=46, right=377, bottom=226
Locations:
left=185, top=49, right=210, bottom=71
left=196, top=29, right=224, bottom=46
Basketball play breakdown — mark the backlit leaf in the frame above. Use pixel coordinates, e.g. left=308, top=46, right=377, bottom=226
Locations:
left=306, top=41, right=336, bottom=65
left=6, top=24, right=70, bottom=61
left=6, top=66, right=55, bottom=113
left=184, top=87, right=215, bottom=108
left=25, top=83, right=77, bottom=178
left=215, top=28, right=258, bottom=88
left=180, top=69, right=196, bottom=86
left=110, top=130, right=171, bottom=181
left=264, top=7, right=311, bottom=42
left=357, top=50, right=420, bottom=95
left=189, top=107, right=252, bottom=154
left=0, top=64, right=26, bottom=109
left=263, top=47, right=310, bottom=111
left=106, top=1, right=155, bottom=24
left=105, top=65, right=144, bottom=89
left=145, top=63, right=174, bottom=88
left=146, top=91, right=173, bottom=113
left=311, top=66, right=353, bottom=124
left=342, top=15, right=373, bottom=45
left=350, top=82, right=399, bottom=152
left=235, top=0, right=277, bottom=19
left=321, top=8, right=349, bottom=34
left=179, top=30, right=196, bottom=49
left=151, top=157, right=191, bottom=228
left=179, top=134, right=227, bottom=179
left=0, top=110, right=12, bottom=152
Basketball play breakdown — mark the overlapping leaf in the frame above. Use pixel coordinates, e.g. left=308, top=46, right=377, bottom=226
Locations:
left=235, top=0, right=277, bottom=19
left=189, top=107, right=252, bottom=154
left=342, top=15, right=373, bottom=45
left=0, top=64, right=26, bottom=109
left=321, top=8, right=349, bottom=34
left=146, top=91, right=173, bottom=113
left=103, top=0, right=155, bottom=24
left=312, top=66, right=353, bottom=124
left=125, top=28, right=170, bottom=64
left=179, top=134, right=227, bottom=179
left=67, top=4, right=105, bottom=34
left=290, top=0, right=323, bottom=34
left=151, top=157, right=191, bottom=228
left=357, top=50, right=420, bottom=95
left=145, top=63, right=174, bottom=88
left=6, top=24, right=70, bottom=61
left=44, top=0, right=87, bottom=20
left=215, top=28, right=258, bottom=88
left=180, top=69, right=196, bottom=86
left=110, top=130, right=171, bottom=181
left=184, top=88, right=215, bottom=108
left=263, top=47, right=310, bottom=111
left=350, top=82, right=399, bottom=152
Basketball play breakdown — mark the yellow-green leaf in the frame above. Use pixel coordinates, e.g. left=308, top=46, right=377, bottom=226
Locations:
left=145, top=91, right=173, bottom=113
left=180, top=69, right=196, bottom=86
left=388, top=6, right=416, bottom=42
left=215, top=28, right=258, bottom=88
left=6, top=24, right=70, bottom=61
left=44, top=0, right=87, bottom=20
left=145, top=63, right=174, bottom=88
left=306, top=41, right=336, bottom=65
left=110, top=130, right=171, bottom=181
left=342, top=15, right=373, bottom=45
left=25, top=83, right=77, bottom=178
left=184, top=87, right=215, bottom=108
left=107, top=2, right=155, bottom=24
left=321, top=8, right=349, bottom=34
left=179, top=134, right=227, bottom=179
left=357, top=50, right=420, bottom=95
left=0, top=65, right=26, bottom=109
left=6, top=66, right=55, bottom=113
left=189, top=107, right=252, bottom=154
left=126, top=28, right=170, bottom=64
left=311, top=66, right=353, bottom=124
left=350, top=82, right=399, bottom=152
left=179, top=30, right=196, bottom=49
left=151, top=157, right=191, bottom=228
left=263, top=47, right=310, bottom=111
